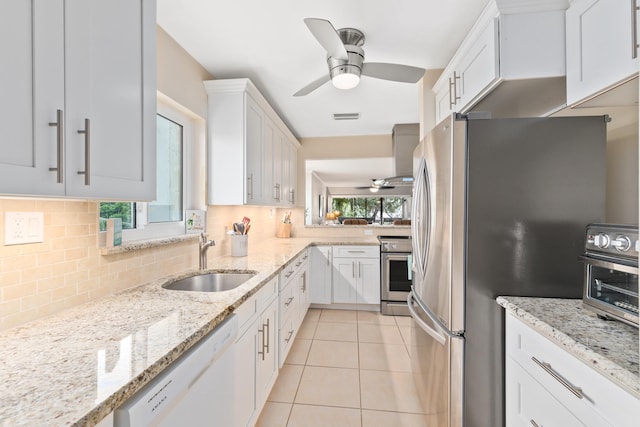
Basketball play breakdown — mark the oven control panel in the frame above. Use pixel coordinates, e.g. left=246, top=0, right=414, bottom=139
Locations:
left=585, top=224, right=638, bottom=260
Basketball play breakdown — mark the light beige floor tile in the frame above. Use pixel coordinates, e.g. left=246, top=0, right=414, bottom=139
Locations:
left=286, top=338, right=312, bottom=365
left=319, top=309, right=358, bottom=323
left=394, top=315, right=415, bottom=327
left=296, top=319, right=318, bottom=339
left=295, top=366, right=360, bottom=408
left=357, top=310, right=397, bottom=325
left=307, top=340, right=359, bottom=369
left=362, top=409, right=428, bottom=427
left=358, top=323, right=405, bottom=345
left=360, top=370, right=425, bottom=414
left=399, top=325, right=416, bottom=347
left=268, top=364, right=304, bottom=403
left=314, top=321, right=358, bottom=342
left=304, top=308, right=321, bottom=322
left=287, top=404, right=361, bottom=427
left=256, top=402, right=292, bottom=427
left=359, top=342, right=412, bottom=372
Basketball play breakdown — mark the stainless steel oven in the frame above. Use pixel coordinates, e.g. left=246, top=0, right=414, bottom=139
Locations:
left=581, top=224, right=638, bottom=327
left=379, top=236, right=412, bottom=316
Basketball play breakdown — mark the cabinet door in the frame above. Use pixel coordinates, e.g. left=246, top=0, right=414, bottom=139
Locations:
left=434, top=77, right=454, bottom=124
left=282, top=140, right=298, bottom=206
left=256, top=299, right=278, bottom=415
left=333, top=258, right=358, bottom=303
left=65, top=0, right=156, bottom=200
left=357, top=258, right=381, bottom=304
left=0, top=0, right=65, bottom=196
left=457, top=17, right=499, bottom=108
left=262, top=118, right=275, bottom=205
left=310, top=246, right=332, bottom=304
left=566, top=0, right=639, bottom=105
left=245, top=94, right=265, bottom=204
left=233, top=323, right=257, bottom=427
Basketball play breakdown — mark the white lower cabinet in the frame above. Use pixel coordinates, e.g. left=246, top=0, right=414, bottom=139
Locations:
left=332, top=246, right=380, bottom=305
left=232, top=278, right=278, bottom=427
left=505, top=313, right=639, bottom=427
left=278, top=250, right=309, bottom=367
left=310, top=246, right=333, bottom=304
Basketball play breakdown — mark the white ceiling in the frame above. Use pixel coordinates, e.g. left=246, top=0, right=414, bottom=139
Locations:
left=156, top=0, right=490, bottom=139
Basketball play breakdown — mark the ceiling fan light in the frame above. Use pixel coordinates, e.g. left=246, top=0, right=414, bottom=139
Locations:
left=369, top=186, right=379, bottom=193
left=332, top=72, right=360, bottom=90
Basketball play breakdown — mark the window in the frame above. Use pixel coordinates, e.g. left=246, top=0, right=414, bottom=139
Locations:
left=330, top=196, right=408, bottom=224
left=100, top=100, right=194, bottom=241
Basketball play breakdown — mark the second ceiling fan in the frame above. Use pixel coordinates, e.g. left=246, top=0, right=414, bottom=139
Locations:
left=294, top=18, right=426, bottom=96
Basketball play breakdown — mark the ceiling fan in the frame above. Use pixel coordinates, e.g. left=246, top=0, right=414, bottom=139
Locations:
left=356, top=179, right=396, bottom=192
left=294, top=18, right=426, bottom=96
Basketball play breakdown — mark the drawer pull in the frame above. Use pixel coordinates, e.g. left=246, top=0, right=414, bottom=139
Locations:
left=530, top=420, right=539, bottom=427
left=531, top=356, right=584, bottom=399
left=284, top=296, right=294, bottom=307
left=48, top=109, right=64, bottom=183
left=347, top=250, right=365, bottom=253
left=285, top=270, right=294, bottom=278
left=284, top=329, right=294, bottom=343
left=258, top=318, right=270, bottom=360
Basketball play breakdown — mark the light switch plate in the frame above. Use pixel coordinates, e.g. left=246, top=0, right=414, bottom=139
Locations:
left=4, top=212, right=44, bottom=245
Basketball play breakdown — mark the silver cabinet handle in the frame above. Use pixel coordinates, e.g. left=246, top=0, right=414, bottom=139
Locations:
left=633, top=0, right=639, bottom=58
left=300, top=272, right=306, bottom=291
left=273, top=183, right=281, bottom=202
left=531, top=357, right=584, bottom=399
left=352, top=261, right=355, bottom=278
left=452, top=71, right=461, bottom=106
left=258, top=318, right=270, bottom=360
left=48, top=109, right=64, bottom=183
left=285, top=269, right=294, bottom=278
left=77, top=118, right=90, bottom=185
left=247, top=173, right=253, bottom=200
left=289, top=189, right=295, bottom=203
left=284, top=329, right=294, bottom=343
left=448, top=76, right=455, bottom=109
left=530, top=420, right=539, bottom=427
left=284, top=296, right=294, bottom=307
left=347, top=250, right=365, bottom=253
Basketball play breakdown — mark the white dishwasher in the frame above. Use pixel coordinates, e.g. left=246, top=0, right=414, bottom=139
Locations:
left=115, top=315, right=238, bottom=427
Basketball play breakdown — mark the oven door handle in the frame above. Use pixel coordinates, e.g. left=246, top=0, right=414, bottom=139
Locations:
left=579, top=255, right=638, bottom=275
left=407, top=254, right=412, bottom=281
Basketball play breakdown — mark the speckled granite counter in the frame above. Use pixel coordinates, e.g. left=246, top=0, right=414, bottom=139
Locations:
left=0, top=237, right=379, bottom=426
left=497, top=296, right=639, bottom=398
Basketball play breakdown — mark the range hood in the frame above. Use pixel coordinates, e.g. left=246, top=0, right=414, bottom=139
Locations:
left=392, top=123, right=419, bottom=178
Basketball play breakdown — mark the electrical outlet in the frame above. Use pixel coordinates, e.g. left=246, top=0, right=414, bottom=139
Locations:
left=4, top=212, right=44, bottom=245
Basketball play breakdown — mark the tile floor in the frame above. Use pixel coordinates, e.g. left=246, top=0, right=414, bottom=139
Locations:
left=256, top=308, right=428, bottom=427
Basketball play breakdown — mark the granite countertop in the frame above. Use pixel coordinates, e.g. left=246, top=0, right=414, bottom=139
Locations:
left=0, top=236, right=379, bottom=426
left=497, top=296, right=639, bottom=398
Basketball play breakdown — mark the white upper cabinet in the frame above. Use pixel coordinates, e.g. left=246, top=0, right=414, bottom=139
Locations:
left=566, top=0, right=639, bottom=105
left=205, top=78, right=299, bottom=207
left=433, top=1, right=568, bottom=123
left=0, top=0, right=156, bottom=200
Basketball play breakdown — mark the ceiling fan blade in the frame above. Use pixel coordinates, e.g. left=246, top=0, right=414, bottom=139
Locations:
left=304, top=18, right=349, bottom=60
left=293, top=74, right=331, bottom=96
left=362, top=62, right=425, bottom=83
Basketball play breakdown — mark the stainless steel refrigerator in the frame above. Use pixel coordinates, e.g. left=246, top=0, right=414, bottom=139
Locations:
left=408, top=113, right=606, bottom=427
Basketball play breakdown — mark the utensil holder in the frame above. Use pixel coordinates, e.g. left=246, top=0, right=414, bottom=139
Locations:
left=230, top=234, right=248, bottom=256
left=276, top=223, right=292, bottom=238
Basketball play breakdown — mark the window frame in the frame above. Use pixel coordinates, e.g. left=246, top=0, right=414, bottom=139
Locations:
left=118, top=101, right=193, bottom=242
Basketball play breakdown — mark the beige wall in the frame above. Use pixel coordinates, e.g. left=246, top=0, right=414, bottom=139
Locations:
left=157, top=26, right=213, bottom=118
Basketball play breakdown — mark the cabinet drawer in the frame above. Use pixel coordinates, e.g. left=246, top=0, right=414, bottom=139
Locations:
left=256, top=277, right=278, bottom=313
left=279, top=282, right=296, bottom=326
left=235, top=277, right=278, bottom=334
left=506, top=314, right=639, bottom=427
left=279, top=315, right=297, bottom=367
left=333, top=245, right=379, bottom=258
left=506, top=357, right=604, bottom=427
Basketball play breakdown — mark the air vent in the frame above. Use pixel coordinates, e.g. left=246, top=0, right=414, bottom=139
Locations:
left=333, top=113, right=360, bottom=121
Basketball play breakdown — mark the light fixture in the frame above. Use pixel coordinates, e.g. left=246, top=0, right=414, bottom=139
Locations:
left=331, top=72, right=360, bottom=90
left=369, top=186, right=379, bottom=193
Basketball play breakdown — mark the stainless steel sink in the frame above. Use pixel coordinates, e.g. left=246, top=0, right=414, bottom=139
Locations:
left=162, top=271, right=256, bottom=292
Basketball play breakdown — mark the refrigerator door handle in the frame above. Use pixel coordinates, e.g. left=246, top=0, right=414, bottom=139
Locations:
left=407, top=292, right=446, bottom=345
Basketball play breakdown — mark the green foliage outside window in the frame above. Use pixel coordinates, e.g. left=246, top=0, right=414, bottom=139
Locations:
left=331, top=197, right=406, bottom=224
left=99, top=202, right=135, bottom=231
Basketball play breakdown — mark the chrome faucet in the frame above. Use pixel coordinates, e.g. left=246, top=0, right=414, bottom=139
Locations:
left=199, top=232, right=216, bottom=270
